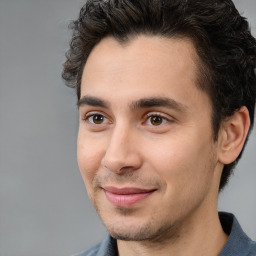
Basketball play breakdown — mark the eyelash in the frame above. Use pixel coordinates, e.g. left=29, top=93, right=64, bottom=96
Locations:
left=144, top=112, right=170, bottom=126
left=82, top=112, right=171, bottom=127
left=82, top=112, right=109, bottom=125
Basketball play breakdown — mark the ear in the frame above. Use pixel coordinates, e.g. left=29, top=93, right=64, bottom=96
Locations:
left=217, top=106, right=250, bottom=165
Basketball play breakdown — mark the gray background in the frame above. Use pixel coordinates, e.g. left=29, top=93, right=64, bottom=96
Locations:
left=0, top=0, right=255, bottom=255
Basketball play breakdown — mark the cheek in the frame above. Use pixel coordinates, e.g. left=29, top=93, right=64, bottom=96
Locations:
left=145, top=138, right=216, bottom=220
left=143, top=133, right=215, bottom=190
left=77, top=132, right=105, bottom=189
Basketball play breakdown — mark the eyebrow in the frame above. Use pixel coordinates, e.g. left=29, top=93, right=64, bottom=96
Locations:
left=77, top=96, right=109, bottom=108
left=130, top=97, right=188, bottom=112
left=78, top=95, right=187, bottom=112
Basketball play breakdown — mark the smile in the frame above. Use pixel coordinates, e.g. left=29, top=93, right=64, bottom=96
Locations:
left=103, top=186, right=156, bottom=207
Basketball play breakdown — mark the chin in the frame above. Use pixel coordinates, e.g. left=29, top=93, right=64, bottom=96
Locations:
left=105, top=218, right=176, bottom=242
left=109, top=226, right=151, bottom=241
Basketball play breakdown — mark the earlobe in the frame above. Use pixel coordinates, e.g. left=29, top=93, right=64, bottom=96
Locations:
left=218, top=106, right=250, bottom=165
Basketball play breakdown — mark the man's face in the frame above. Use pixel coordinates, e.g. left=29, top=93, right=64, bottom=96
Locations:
left=77, top=35, right=221, bottom=241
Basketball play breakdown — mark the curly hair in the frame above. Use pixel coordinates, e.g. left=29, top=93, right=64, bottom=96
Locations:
left=62, top=0, right=256, bottom=191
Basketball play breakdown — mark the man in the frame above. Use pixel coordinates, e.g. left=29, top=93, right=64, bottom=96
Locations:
left=62, top=0, right=256, bottom=255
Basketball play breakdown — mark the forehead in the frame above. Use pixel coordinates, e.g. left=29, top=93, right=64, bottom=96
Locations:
left=80, top=35, right=204, bottom=106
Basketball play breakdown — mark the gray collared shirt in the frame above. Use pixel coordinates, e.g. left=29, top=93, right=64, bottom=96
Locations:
left=75, top=212, right=256, bottom=256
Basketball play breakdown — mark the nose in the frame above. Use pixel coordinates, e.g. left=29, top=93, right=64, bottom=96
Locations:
left=101, top=124, right=142, bottom=174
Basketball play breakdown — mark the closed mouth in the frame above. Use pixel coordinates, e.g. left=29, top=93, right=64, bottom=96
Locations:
left=102, top=186, right=157, bottom=207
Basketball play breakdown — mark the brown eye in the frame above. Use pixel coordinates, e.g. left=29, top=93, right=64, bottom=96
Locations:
left=88, top=114, right=106, bottom=124
left=150, top=116, right=164, bottom=126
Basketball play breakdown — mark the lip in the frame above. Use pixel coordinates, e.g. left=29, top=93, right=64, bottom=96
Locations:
left=103, top=186, right=156, bottom=207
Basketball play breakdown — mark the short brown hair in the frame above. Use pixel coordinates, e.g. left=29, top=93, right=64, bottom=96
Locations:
left=62, top=0, right=256, bottom=190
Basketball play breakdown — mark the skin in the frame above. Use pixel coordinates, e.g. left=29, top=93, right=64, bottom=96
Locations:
left=77, top=35, right=249, bottom=255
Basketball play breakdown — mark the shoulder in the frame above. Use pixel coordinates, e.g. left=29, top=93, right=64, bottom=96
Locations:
left=73, top=235, right=117, bottom=256
left=73, top=243, right=101, bottom=256
left=248, top=241, right=256, bottom=256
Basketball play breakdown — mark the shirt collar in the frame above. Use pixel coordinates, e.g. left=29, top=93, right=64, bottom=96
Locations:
left=96, top=235, right=117, bottom=256
left=219, top=212, right=254, bottom=256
